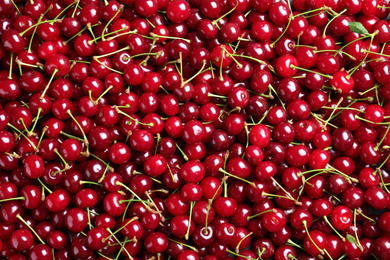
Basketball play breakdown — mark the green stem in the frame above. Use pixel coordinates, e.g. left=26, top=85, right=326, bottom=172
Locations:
left=290, top=65, right=332, bottom=78
left=93, top=57, right=123, bottom=74
left=167, top=238, right=198, bottom=252
left=0, top=197, right=24, bottom=203
left=40, top=69, right=58, bottom=100
left=303, top=221, right=325, bottom=255
left=271, top=17, right=291, bottom=48
left=103, top=216, right=138, bottom=242
left=218, top=168, right=254, bottom=187
left=17, top=215, right=46, bottom=244
left=9, top=53, right=13, bottom=79
left=175, top=143, right=188, bottom=161
left=323, top=216, right=345, bottom=241
left=102, top=6, right=123, bottom=40
left=323, top=9, right=347, bottom=36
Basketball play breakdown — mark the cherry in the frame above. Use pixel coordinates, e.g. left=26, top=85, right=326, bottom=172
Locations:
left=10, top=229, right=34, bottom=251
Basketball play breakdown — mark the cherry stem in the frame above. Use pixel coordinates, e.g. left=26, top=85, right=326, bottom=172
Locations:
left=208, top=93, right=227, bottom=99
left=106, top=229, right=133, bottom=260
left=219, top=48, right=225, bottom=81
left=72, top=0, right=80, bottom=17
left=349, top=34, right=376, bottom=76
left=64, top=25, right=90, bottom=44
left=321, top=98, right=343, bottom=131
left=122, top=195, right=134, bottom=222
left=51, top=167, right=68, bottom=176
left=94, top=46, right=131, bottom=59
left=335, top=34, right=373, bottom=56
left=0, top=197, right=24, bottom=203
left=287, top=239, right=304, bottom=250
left=355, top=115, right=388, bottom=126
left=226, top=249, right=256, bottom=260
left=86, top=207, right=93, bottom=230
left=204, top=177, right=226, bottom=233
left=149, top=32, right=191, bottom=43
left=175, top=143, right=188, bottom=161
left=114, top=237, right=130, bottom=260
left=262, top=192, right=298, bottom=202
left=328, top=165, right=359, bottom=184
left=212, top=5, right=237, bottom=26
left=297, top=168, right=326, bottom=177
left=79, top=180, right=103, bottom=186
left=143, top=191, right=164, bottom=220
left=8, top=124, right=39, bottom=152
left=376, top=168, right=390, bottom=194
left=243, top=123, right=249, bottom=155
left=107, top=28, right=137, bottom=41
left=305, top=171, right=329, bottom=183
left=8, top=53, right=13, bottom=79
left=356, top=209, right=377, bottom=224
left=359, top=84, right=379, bottom=96
left=293, top=6, right=328, bottom=18
left=35, top=127, right=47, bottom=151
left=114, top=107, right=153, bottom=126
left=40, top=69, right=58, bottom=100
left=302, top=220, right=325, bottom=255
left=257, top=247, right=265, bottom=260
left=166, top=164, right=177, bottom=183
left=271, top=14, right=292, bottom=48
left=375, top=123, right=390, bottom=150
left=323, top=190, right=342, bottom=204
left=323, top=9, right=347, bottom=37
left=268, top=84, right=286, bottom=110
left=67, top=110, right=89, bottom=148
left=184, top=201, right=194, bottom=240
left=60, top=131, right=84, bottom=142
left=145, top=18, right=156, bottom=29
left=230, top=53, right=267, bottom=66
left=9, top=0, right=20, bottom=14
left=167, top=238, right=198, bottom=252
left=353, top=209, right=364, bottom=251
left=315, top=49, right=356, bottom=60
left=95, top=86, right=113, bottom=104
left=323, top=216, right=345, bottom=241
left=288, top=254, right=298, bottom=260
left=53, top=149, right=70, bottom=170
left=181, top=61, right=209, bottom=86
left=123, top=52, right=158, bottom=61
left=102, top=5, right=124, bottom=41
left=89, top=153, right=113, bottom=172
left=290, top=65, right=332, bottom=79
left=15, top=58, right=40, bottom=69
left=19, top=119, right=30, bottom=136
left=311, top=113, right=338, bottom=130
left=28, top=108, right=42, bottom=136
left=376, top=151, right=390, bottom=171
left=20, top=15, right=54, bottom=37
left=154, top=133, right=161, bottom=155
left=218, top=168, right=255, bottom=187
left=4, top=152, right=20, bottom=159
left=103, top=216, right=138, bottom=242
left=17, top=215, right=46, bottom=244
left=116, top=182, right=154, bottom=211
left=235, top=231, right=253, bottom=253
left=93, top=57, right=124, bottom=74
left=321, top=106, right=363, bottom=113
left=178, top=52, right=184, bottom=84
left=271, top=177, right=301, bottom=205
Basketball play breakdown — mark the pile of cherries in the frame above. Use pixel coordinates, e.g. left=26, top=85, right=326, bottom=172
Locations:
left=1, top=0, right=390, bottom=259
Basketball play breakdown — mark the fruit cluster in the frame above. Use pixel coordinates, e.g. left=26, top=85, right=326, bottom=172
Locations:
left=0, top=0, right=390, bottom=259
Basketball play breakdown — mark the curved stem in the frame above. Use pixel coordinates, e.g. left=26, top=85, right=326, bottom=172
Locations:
left=17, top=215, right=46, bottom=244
